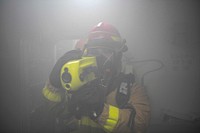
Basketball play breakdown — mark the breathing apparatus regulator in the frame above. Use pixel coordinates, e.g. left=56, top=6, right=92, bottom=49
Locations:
left=60, top=22, right=128, bottom=92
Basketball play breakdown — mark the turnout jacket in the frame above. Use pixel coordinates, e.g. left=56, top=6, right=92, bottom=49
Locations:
left=42, top=78, right=151, bottom=133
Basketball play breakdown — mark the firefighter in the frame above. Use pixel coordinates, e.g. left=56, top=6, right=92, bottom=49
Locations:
left=40, top=22, right=151, bottom=133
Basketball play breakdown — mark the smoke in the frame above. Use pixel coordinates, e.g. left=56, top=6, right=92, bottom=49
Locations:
left=1, top=0, right=200, bottom=132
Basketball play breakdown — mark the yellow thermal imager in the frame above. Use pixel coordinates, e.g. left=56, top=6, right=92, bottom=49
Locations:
left=60, top=56, right=97, bottom=91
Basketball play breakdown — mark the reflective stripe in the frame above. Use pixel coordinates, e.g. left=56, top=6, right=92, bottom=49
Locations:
left=80, top=116, right=100, bottom=128
left=42, top=86, right=61, bottom=102
left=103, top=105, right=119, bottom=132
left=111, top=36, right=121, bottom=42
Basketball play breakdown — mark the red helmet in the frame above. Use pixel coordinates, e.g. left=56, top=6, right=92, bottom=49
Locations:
left=85, top=22, right=127, bottom=52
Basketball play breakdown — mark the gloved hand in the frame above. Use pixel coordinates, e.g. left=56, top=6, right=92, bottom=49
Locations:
left=68, top=79, right=105, bottom=120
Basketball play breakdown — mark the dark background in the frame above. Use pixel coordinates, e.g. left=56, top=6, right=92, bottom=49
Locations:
left=0, top=0, right=200, bottom=132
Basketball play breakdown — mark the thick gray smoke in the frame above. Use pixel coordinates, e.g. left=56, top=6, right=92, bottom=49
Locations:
left=0, top=0, right=200, bottom=132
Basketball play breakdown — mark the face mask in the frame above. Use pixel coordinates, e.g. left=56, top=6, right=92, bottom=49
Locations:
left=84, top=47, right=113, bottom=71
left=84, top=47, right=123, bottom=85
left=96, top=54, right=113, bottom=75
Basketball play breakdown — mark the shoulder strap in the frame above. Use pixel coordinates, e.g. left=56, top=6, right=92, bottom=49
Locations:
left=115, top=73, right=135, bottom=108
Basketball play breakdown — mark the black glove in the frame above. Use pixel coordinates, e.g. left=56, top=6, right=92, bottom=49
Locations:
left=68, top=79, right=105, bottom=120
